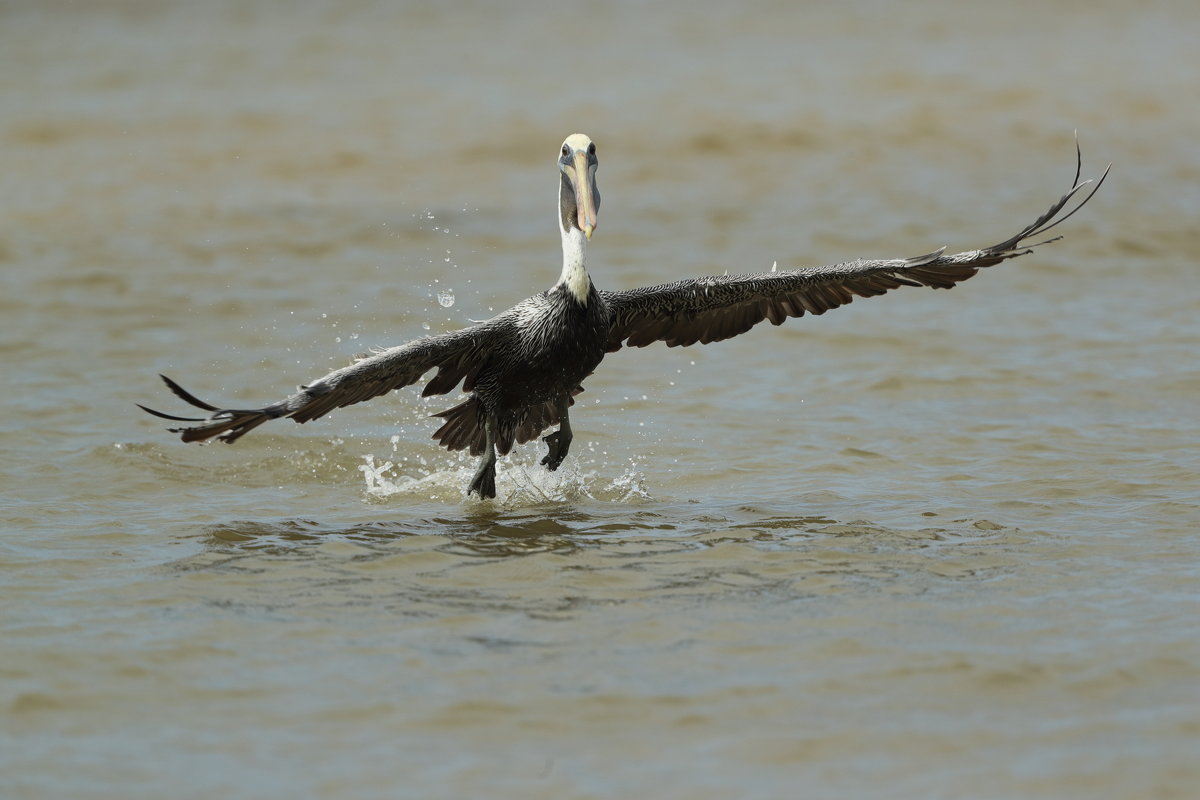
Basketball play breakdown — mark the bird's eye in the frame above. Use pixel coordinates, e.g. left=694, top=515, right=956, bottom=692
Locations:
left=588, top=143, right=596, bottom=156
left=562, top=144, right=570, bottom=157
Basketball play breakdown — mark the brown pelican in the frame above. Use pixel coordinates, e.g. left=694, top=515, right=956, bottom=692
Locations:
left=141, top=133, right=1107, bottom=499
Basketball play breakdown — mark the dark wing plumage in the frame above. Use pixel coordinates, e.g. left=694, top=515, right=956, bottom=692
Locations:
left=139, top=320, right=507, bottom=443
left=603, top=147, right=1109, bottom=351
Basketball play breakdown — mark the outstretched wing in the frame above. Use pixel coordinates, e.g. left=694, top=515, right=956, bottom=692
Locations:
left=139, top=320, right=508, bottom=443
left=603, top=146, right=1108, bottom=351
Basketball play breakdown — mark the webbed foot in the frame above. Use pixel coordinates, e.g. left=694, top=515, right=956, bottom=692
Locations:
left=467, top=459, right=497, bottom=499
left=540, top=429, right=572, bottom=471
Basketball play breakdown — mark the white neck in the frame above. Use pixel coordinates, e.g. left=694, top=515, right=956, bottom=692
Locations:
left=558, top=224, right=591, bottom=305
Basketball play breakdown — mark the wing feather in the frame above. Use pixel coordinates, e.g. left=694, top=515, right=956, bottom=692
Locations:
left=603, top=148, right=1108, bottom=351
left=141, top=320, right=507, bottom=443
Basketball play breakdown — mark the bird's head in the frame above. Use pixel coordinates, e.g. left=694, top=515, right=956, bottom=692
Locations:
left=559, top=133, right=600, bottom=240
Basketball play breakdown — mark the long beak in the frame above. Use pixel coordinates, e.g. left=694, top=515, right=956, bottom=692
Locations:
left=572, top=151, right=598, bottom=239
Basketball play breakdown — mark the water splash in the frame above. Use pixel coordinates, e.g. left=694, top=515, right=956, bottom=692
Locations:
left=436, top=289, right=455, bottom=308
left=604, top=458, right=652, bottom=502
left=358, top=452, right=653, bottom=506
left=359, top=454, right=406, bottom=496
left=358, top=453, right=463, bottom=501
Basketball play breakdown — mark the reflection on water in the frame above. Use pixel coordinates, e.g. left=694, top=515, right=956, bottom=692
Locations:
left=195, top=506, right=1026, bottom=598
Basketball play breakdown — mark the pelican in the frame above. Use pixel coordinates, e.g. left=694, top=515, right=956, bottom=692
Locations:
left=141, top=133, right=1107, bottom=499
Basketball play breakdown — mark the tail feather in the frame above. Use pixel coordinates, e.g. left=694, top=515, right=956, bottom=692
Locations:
left=431, top=389, right=582, bottom=457
left=431, top=398, right=487, bottom=455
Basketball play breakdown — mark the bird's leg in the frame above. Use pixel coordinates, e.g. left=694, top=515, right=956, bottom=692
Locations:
left=540, top=397, right=573, bottom=472
left=467, top=415, right=498, bottom=499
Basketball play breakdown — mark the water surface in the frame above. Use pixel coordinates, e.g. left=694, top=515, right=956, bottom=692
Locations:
left=3, top=1, right=1199, bottom=798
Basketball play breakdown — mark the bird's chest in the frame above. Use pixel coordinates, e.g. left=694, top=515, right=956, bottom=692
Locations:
left=501, top=291, right=608, bottom=400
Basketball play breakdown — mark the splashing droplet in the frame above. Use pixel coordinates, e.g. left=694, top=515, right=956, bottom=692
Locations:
left=436, top=290, right=455, bottom=308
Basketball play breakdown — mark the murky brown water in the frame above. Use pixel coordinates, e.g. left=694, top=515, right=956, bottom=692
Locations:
left=3, top=1, right=1199, bottom=798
